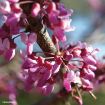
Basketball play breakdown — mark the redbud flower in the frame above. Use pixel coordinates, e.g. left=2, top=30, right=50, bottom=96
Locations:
left=22, top=55, right=63, bottom=95
left=8, top=0, right=19, bottom=3
left=81, top=78, right=93, bottom=91
left=46, top=2, right=74, bottom=42
left=0, top=38, right=16, bottom=61
left=20, top=32, right=37, bottom=55
left=53, top=28, right=66, bottom=42
left=63, top=71, right=76, bottom=92
left=0, top=0, right=11, bottom=14
left=31, top=3, right=41, bottom=17
left=46, top=2, right=57, bottom=13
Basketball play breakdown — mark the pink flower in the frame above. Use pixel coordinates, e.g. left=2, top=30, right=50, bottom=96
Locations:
left=0, top=0, right=11, bottom=14
left=11, top=3, right=22, bottom=20
left=6, top=14, right=21, bottom=34
left=53, top=28, right=66, bottom=42
left=46, top=2, right=57, bottom=13
left=63, top=71, right=77, bottom=92
left=52, top=57, right=62, bottom=74
left=45, top=2, right=74, bottom=42
left=81, top=78, right=93, bottom=91
left=22, top=56, right=63, bottom=94
left=39, top=84, right=54, bottom=95
left=63, top=51, right=73, bottom=61
left=83, top=55, right=96, bottom=65
left=58, top=3, right=73, bottom=18
left=0, top=38, right=16, bottom=61
left=31, top=3, right=41, bottom=17
left=21, top=32, right=37, bottom=55
left=8, top=0, right=19, bottom=3
left=22, top=57, right=53, bottom=92
left=61, top=42, right=97, bottom=93
left=4, top=48, right=15, bottom=61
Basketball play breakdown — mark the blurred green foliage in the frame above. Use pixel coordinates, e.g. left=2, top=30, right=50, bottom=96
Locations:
left=0, top=90, right=105, bottom=105
left=61, top=0, right=91, bottom=13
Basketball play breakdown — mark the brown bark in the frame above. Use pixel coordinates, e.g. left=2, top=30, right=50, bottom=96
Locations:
left=28, top=16, right=57, bottom=55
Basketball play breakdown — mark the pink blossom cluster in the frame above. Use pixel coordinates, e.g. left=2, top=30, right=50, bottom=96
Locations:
left=63, top=42, right=98, bottom=91
left=0, top=0, right=21, bottom=61
left=25, top=0, right=75, bottom=41
left=22, top=56, right=61, bottom=95
left=0, top=0, right=99, bottom=105
left=0, top=0, right=74, bottom=60
left=0, top=38, right=16, bottom=60
left=44, top=2, right=75, bottom=41
left=21, top=42, right=98, bottom=105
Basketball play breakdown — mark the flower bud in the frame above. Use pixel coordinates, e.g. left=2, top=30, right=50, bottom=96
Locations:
left=46, top=2, right=56, bottom=13
left=31, top=3, right=40, bottom=17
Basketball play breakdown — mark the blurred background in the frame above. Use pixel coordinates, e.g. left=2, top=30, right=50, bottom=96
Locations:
left=0, top=0, right=105, bottom=105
